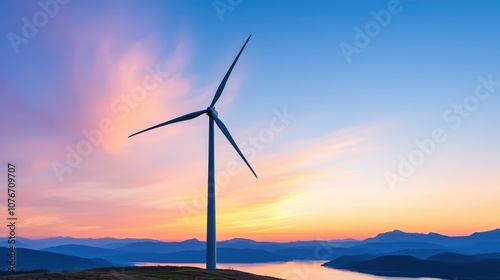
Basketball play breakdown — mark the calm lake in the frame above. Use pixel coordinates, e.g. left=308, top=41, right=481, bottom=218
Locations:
left=135, top=261, right=444, bottom=280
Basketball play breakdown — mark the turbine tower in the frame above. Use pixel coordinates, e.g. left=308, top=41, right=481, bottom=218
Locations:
left=129, top=35, right=257, bottom=270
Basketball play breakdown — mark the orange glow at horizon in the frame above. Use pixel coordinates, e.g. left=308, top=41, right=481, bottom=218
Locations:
left=4, top=2, right=500, bottom=244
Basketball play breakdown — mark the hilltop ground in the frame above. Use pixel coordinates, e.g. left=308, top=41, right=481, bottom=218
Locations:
left=0, top=266, right=283, bottom=280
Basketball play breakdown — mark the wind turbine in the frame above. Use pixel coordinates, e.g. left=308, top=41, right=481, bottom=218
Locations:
left=128, top=35, right=257, bottom=270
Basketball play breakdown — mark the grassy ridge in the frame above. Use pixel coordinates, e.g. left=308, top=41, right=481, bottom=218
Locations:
left=0, top=266, right=283, bottom=280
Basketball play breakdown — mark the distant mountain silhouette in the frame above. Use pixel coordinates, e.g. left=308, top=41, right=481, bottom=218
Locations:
left=379, top=248, right=455, bottom=259
left=425, top=252, right=500, bottom=263
left=219, top=238, right=287, bottom=251
left=426, top=252, right=486, bottom=264
left=1, top=236, right=159, bottom=250
left=43, top=244, right=128, bottom=260
left=0, top=247, right=118, bottom=272
left=469, top=228, right=500, bottom=240
left=354, top=241, right=448, bottom=251
left=362, top=228, right=500, bottom=253
left=107, top=247, right=289, bottom=263
left=364, top=229, right=449, bottom=243
left=43, top=244, right=290, bottom=264
left=6, top=228, right=500, bottom=274
left=110, top=239, right=205, bottom=254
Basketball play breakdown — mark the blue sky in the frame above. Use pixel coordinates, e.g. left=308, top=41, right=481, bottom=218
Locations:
left=1, top=0, right=499, bottom=240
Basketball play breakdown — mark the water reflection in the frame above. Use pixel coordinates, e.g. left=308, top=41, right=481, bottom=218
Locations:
left=135, top=261, right=444, bottom=280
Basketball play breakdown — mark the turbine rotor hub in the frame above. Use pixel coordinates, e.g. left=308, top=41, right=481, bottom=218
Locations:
left=207, top=107, right=218, bottom=117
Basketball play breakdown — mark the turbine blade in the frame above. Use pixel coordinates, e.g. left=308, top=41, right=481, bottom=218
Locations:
left=212, top=115, right=258, bottom=178
left=210, top=35, right=252, bottom=107
left=129, top=109, right=207, bottom=138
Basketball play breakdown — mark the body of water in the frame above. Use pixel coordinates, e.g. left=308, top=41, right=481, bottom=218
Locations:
left=135, top=261, right=444, bottom=280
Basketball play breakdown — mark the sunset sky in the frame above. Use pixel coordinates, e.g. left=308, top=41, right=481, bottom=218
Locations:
left=1, top=0, right=500, bottom=242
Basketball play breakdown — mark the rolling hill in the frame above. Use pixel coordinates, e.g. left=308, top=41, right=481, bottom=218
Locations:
left=0, top=266, right=282, bottom=280
left=0, top=247, right=118, bottom=272
left=323, top=254, right=500, bottom=279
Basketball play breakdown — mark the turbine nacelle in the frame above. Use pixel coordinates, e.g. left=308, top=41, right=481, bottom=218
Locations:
left=207, top=107, right=218, bottom=117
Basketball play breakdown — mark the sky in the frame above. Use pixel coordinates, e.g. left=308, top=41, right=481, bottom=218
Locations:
left=1, top=0, right=499, bottom=242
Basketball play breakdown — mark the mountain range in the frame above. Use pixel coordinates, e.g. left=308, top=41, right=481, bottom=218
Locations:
left=2, top=228, right=499, bottom=278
